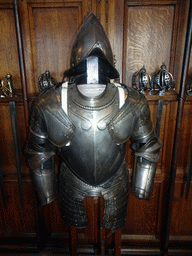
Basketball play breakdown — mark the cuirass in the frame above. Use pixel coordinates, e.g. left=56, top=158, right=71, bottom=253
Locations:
left=59, top=83, right=126, bottom=186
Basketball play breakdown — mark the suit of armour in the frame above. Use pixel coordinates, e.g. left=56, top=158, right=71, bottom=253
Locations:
left=25, top=13, right=162, bottom=231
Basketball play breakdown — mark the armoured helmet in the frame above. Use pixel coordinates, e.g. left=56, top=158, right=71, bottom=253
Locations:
left=64, top=12, right=119, bottom=84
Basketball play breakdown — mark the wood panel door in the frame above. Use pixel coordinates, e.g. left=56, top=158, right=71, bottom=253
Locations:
left=169, top=48, right=192, bottom=244
left=121, top=0, right=190, bottom=249
left=0, top=0, right=191, bottom=254
left=0, top=1, right=36, bottom=238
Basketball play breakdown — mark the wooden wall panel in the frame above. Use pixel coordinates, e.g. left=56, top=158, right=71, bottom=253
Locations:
left=123, top=4, right=174, bottom=86
left=170, top=182, right=192, bottom=236
left=168, top=100, right=192, bottom=239
left=173, top=0, right=190, bottom=94
left=83, top=197, right=101, bottom=245
left=77, top=197, right=115, bottom=248
left=32, top=6, right=79, bottom=83
left=0, top=5, right=21, bottom=90
left=121, top=0, right=188, bottom=244
left=106, top=0, right=124, bottom=81
left=176, top=102, right=192, bottom=171
left=123, top=183, right=161, bottom=236
left=168, top=1, right=192, bottom=241
left=0, top=3, right=27, bottom=176
left=0, top=2, right=35, bottom=240
left=21, top=2, right=82, bottom=95
left=0, top=180, right=36, bottom=236
left=49, top=199, right=69, bottom=234
left=20, top=0, right=95, bottom=96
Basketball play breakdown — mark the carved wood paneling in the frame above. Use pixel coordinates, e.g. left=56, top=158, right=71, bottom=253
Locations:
left=124, top=183, right=161, bottom=236
left=123, top=4, right=175, bottom=87
left=121, top=0, right=190, bottom=245
left=168, top=101, right=192, bottom=238
left=21, top=0, right=125, bottom=95
left=0, top=5, right=21, bottom=89
left=170, top=182, right=192, bottom=236
left=49, top=199, right=69, bottom=234
left=0, top=180, right=36, bottom=236
left=106, top=0, right=124, bottom=80
left=21, top=1, right=84, bottom=95
left=176, top=102, right=192, bottom=171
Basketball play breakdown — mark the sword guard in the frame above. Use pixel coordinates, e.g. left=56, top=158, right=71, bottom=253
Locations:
left=38, top=70, right=57, bottom=93
left=132, top=66, right=151, bottom=93
left=0, top=73, right=14, bottom=97
left=149, top=62, right=175, bottom=96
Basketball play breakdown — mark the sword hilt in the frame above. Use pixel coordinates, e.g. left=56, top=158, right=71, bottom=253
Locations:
left=0, top=73, right=14, bottom=97
left=38, top=70, right=57, bottom=93
left=132, top=66, right=151, bottom=93
left=149, top=62, right=175, bottom=96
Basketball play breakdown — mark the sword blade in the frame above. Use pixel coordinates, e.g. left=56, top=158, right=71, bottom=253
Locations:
left=185, top=142, right=192, bottom=200
left=0, top=159, right=6, bottom=206
left=155, top=99, right=164, bottom=138
left=9, top=101, right=24, bottom=207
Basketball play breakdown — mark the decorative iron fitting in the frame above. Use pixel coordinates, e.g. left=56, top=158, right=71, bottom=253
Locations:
left=149, top=62, right=175, bottom=96
left=132, top=66, right=151, bottom=94
left=38, top=70, right=57, bottom=93
left=0, top=73, right=14, bottom=97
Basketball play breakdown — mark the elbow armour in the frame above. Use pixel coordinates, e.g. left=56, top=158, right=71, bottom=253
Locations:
left=132, top=137, right=162, bottom=199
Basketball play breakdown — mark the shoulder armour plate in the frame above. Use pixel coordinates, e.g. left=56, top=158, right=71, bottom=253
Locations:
left=108, top=87, right=142, bottom=144
left=37, top=87, right=75, bottom=147
left=131, top=92, right=154, bottom=143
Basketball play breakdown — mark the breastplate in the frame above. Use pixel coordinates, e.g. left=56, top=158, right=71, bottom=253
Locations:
left=60, top=83, right=126, bottom=186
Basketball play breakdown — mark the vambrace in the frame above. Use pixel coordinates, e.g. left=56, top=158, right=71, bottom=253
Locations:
left=132, top=136, right=162, bottom=199
left=30, top=160, right=56, bottom=206
left=25, top=105, right=56, bottom=206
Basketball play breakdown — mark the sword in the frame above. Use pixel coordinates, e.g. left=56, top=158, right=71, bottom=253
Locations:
left=185, top=142, right=192, bottom=200
left=9, top=101, right=24, bottom=207
left=1, top=73, right=24, bottom=207
left=149, top=63, right=175, bottom=138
